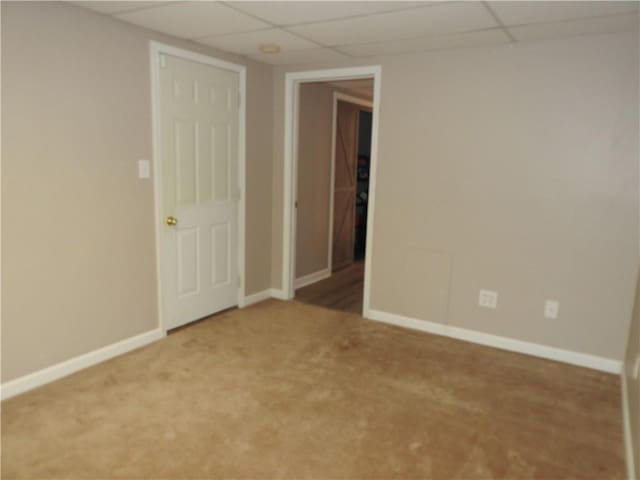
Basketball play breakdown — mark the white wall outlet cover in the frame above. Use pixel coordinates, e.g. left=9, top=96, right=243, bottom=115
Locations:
left=138, top=159, right=151, bottom=179
left=478, top=290, right=498, bottom=309
left=544, top=300, right=559, bottom=319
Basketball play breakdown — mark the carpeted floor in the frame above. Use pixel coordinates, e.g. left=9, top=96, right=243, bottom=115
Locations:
left=1, top=300, right=624, bottom=479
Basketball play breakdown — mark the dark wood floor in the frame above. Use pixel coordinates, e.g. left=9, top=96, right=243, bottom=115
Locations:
left=295, top=262, right=364, bottom=314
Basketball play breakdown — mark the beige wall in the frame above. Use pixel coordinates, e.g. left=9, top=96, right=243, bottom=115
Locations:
left=1, top=2, right=273, bottom=382
left=295, top=83, right=333, bottom=279
left=3, top=2, right=638, bottom=389
left=272, top=32, right=640, bottom=360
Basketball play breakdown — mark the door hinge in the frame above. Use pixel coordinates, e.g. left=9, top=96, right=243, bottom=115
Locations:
left=237, top=92, right=242, bottom=108
left=159, top=54, right=167, bottom=68
left=237, top=276, right=242, bottom=287
left=236, top=186, right=242, bottom=201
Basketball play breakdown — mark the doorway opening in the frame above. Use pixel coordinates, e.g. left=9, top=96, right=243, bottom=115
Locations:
left=354, top=107, right=373, bottom=263
left=282, top=67, right=381, bottom=317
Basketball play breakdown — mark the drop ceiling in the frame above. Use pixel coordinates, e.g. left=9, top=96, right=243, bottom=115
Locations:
left=71, top=1, right=639, bottom=66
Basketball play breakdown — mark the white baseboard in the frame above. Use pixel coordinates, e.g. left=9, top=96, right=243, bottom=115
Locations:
left=0, top=328, right=164, bottom=401
left=242, top=289, right=272, bottom=307
left=294, top=268, right=331, bottom=290
left=269, top=288, right=289, bottom=300
left=622, top=374, right=637, bottom=480
left=367, top=309, right=622, bottom=374
left=241, top=288, right=291, bottom=307
left=369, top=309, right=447, bottom=336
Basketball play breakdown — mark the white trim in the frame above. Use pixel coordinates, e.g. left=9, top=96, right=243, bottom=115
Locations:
left=270, top=288, right=289, bottom=300
left=367, top=309, right=622, bottom=374
left=328, top=92, right=374, bottom=276
left=149, top=43, right=166, bottom=335
left=362, top=74, right=382, bottom=319
left=283, top=66, right=382, bottom=316
left=243, top=288, right=291, bottom=305
left=236, top=63, right=247, bottom=310
left=295, top=268, right=331, bottom=290
left=622, top=374, right=637, bottom=480
left=0, top=329, right=164, bottom=400
left=244, top=288, right=312, bottom=304
left=149, top=42, right=247, bottom=328
left=243, top=289, right=272, bottom=307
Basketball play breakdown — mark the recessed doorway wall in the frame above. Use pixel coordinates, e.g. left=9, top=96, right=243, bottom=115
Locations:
left=282, top=66, right=381, bottom=317
left=294, top=85, right=373, bottom=314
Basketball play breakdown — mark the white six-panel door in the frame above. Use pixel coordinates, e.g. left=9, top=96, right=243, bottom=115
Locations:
left=159, top=53, right=240, bottom=330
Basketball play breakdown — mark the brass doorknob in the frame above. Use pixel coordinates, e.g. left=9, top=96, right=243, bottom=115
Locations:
left=166, top=216, right=178, bottom=226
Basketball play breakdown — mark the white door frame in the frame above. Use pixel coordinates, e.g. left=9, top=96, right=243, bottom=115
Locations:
left=328, top=91, right=374, bottom=276
left=149, top=41, right=247, bottom=334
left=283, top=66, right=382, bottom=317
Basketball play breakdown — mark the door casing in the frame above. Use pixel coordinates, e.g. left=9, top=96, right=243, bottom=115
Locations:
left=150, top=42, right=247, bottom=334
left=282, top=66, right=382, bottom=317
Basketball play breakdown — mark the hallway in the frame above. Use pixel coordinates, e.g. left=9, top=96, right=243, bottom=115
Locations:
left=295, top=262, right=364, bottom=314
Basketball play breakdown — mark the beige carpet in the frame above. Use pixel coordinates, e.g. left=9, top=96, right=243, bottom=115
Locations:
left=1, top=300, right=624, bottom=479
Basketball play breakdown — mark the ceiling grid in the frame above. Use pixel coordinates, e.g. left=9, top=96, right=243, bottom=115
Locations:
left=70, top=1, right=639, bottom=65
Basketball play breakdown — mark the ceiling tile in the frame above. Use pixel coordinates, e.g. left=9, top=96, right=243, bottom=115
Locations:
left=337, top=28, right=511, bottom=57
left=247, top=47, right=350, bottom=66
left=489, top=1, right=639, bottom=26
left=228, top=1, right=428, bottom=26
left=198, top=29, right=318, bottom=56
left=70, top=2, right=172, bottom=15
left=115, top=2, right=269, bottom=39
left=508, top=13, right=639, bottom=41
left=288, top=2, right=499, bottom=47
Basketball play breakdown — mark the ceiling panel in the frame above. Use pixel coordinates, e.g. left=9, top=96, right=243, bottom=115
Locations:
left=199, top=28, right=318, bottom=56
left=247, top=47, right=351, bottom=66
left=489, top=1, right=639, bottom=26
left=287, top=2, right=499, bottom=47
left=337, top=28, right=511, bottom=57
left=115, top=2, right=269, bottom=39
left=228, top=1, right=427, bottom=26
left=71, top=1, right=172, bottom=15
left=68, top=1, right=640, bottom=66
left=508, top=13, right=639, bottom=41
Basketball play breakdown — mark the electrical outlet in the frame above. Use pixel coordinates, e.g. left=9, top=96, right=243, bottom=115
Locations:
left=138, top=159, right=151, bottom=179
left=544, top=300, right=559, bottom=319
left=478, top=290, right=498, bottom=309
